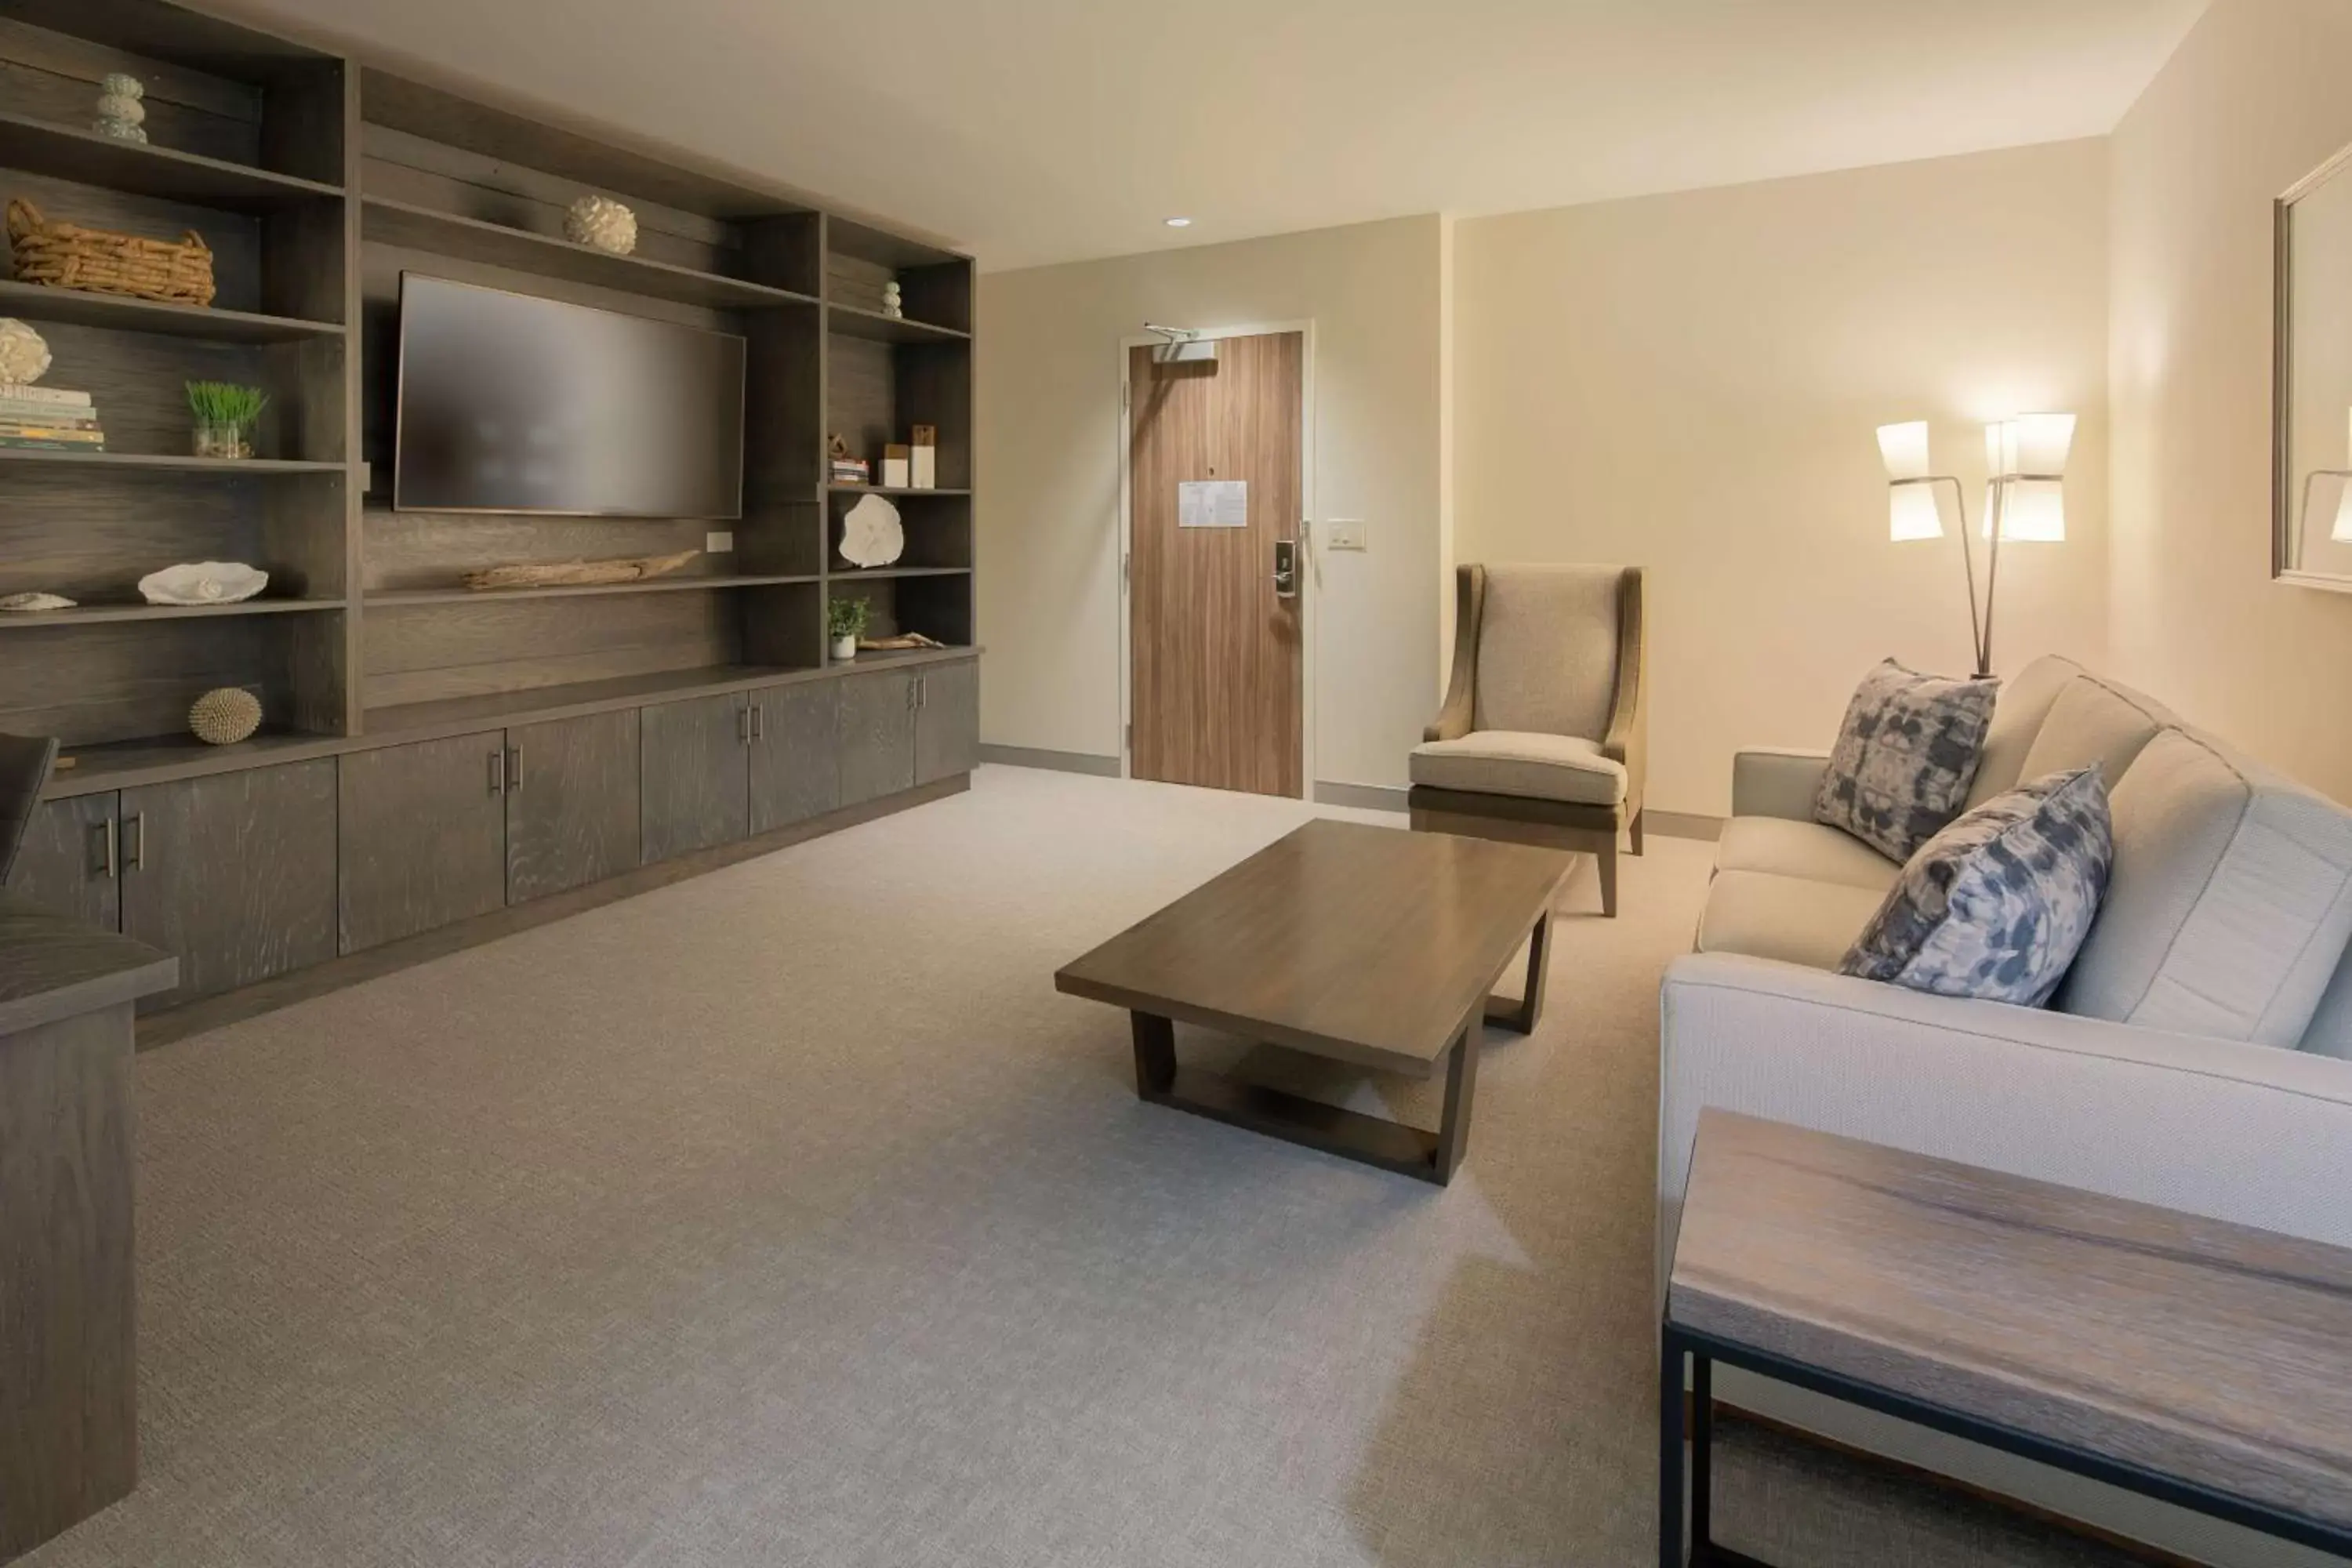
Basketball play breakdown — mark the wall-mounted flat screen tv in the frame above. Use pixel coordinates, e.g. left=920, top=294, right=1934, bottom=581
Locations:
left=394, top=273, right=745, bottom=519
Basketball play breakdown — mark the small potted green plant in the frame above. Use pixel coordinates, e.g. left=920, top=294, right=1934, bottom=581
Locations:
left=827, top=595, right=869, bottom=662
left=186, top=380, right=268, bottom=460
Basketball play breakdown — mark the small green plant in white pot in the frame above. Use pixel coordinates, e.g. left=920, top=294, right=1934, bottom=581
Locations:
left=186, top=380, right=267, bottom=460
left=827, top=596, right=869, bottom=662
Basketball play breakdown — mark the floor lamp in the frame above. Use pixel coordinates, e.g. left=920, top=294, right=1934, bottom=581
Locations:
left=1875, top=414, right=2074, bottom=679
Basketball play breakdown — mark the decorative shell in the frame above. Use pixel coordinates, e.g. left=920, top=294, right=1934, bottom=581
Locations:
left=139, top=561, right=268, bottom=605
left=95, top=73, right=148, bottom=143
left=0, top=318, right=51, bottom=388
left=0, top=591, right=74, bottom=612
left=564, top=194, right=637, bottom=256
left=838, top=493, right=904, bottom=568
left=189, top=686, right=262, bottom=746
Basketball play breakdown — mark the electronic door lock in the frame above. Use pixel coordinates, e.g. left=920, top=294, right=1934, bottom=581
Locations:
left=1272, top=539, right=1298, bottom=599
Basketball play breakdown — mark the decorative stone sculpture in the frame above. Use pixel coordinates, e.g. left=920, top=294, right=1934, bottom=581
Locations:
left=564, top=194, right=638, bottom=256
left=0, top=318, right=52, bottom=388
left=838, top=493, right=905, bottom=568
left=189, top=686, right=262, bottom=746
left=139, top=561, right=268, bottom=605
left=95, top=73, right=148, bottom=143
left=0, top=592, right=74, bottom=612
left=880, top=279, right=904, bottom=320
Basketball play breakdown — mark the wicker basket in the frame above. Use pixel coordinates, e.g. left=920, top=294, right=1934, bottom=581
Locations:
left=6, top=198, right=215, bottom=307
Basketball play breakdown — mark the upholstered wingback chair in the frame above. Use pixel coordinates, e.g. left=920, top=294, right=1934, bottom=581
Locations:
left=1408, top=564, right=1646, bottom=916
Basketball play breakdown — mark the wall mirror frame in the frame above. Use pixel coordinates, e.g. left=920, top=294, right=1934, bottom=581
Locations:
left=2275, top=137, right=2352, bottom=591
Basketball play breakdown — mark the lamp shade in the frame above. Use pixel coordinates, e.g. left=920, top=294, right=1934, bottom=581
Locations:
left=1877, top=421, right=1931, bottom=481
left=1889, top=485, right=1944, bottom=541
left=1984, top=413, right=2073, bottom=542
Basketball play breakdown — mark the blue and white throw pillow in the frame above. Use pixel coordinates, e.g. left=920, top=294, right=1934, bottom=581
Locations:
left=1840, top=767, right=2113, bottom=1007
left=1814, top=659, right=1998, bottom=861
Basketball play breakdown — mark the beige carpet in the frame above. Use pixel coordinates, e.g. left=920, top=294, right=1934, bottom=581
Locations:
left=27, top=767, right=2143, bottom=1567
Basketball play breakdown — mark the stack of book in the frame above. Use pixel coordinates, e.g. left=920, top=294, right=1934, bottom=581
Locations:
left=0, top=386, right=103, bottom=452
left=829, top=455, right=871, bottom=485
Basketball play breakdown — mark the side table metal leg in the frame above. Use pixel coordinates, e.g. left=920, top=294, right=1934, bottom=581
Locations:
left=1661, top=1327, right=1686, bottom=1567
left=1692, top=1351, right=1714, bottom=1555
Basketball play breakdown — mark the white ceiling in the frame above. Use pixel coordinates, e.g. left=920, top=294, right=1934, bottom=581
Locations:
left=227, top=0, right=2209, bottom=272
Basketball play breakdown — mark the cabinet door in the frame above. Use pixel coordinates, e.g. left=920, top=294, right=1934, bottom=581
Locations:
left=837, top=670, right=916, bottom=808
left=914, top=661, right=979, bottom=786
left=747, top=682, right=840, bottom=836
left=506, top=710, right=641, bottom=902
left=641, top=692, right=748, bottom=862
left=123, top=760, right=337, bottom=1010
left=339, top=733, right=508, bottom=954
left=5, top=793, right=119, bottom=931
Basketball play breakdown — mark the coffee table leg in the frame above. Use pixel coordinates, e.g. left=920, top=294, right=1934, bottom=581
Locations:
left=1483, top=913, right=1551, bottom=1035
left=1131, top=1011, right=1176, bottom=1096
left=1661, top=1327, right=1686, bottom=1566
left=1432, top=1022, right=1479, bottom=1184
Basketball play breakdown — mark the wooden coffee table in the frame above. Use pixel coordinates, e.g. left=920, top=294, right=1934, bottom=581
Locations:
left=1054, top=819, right=1572, bottom=1184
left=1661, top=1111, right=2352, bottom=1565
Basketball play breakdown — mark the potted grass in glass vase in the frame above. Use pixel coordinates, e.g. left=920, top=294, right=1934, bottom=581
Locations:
left=186, top=380, right=268, bottom=460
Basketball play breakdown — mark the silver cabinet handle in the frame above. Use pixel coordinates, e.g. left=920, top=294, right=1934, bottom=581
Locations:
left=750, top=702, right=764, bottom=741
left=95, top=817, right=117, bottom=879
left=916, top=676, right=927, bottom=708
left=506, top=745, right=523, bottom=792
left=489, top=748, right=506, bottom=795
left=737, top=704, right=753, bottom=743
left=124, top=811, right=144, bottom=870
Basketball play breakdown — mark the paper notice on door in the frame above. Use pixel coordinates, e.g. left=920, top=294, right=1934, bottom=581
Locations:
left=1178, top=479, right=1247, bottom=528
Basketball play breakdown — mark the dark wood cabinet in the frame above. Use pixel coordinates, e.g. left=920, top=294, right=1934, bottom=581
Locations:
left=338, top=732, right=508, bottom=955
left=837, top=670, right=917, bottom=808
left=748, top=682, right=840, bottom=835
left=914, top=660, right=979, bottom=786
left=506, top=710, right=641, bottom=902
left=641, top=692, right=750, bottom=863
left=6, top=794, right=121, bottom=933
left=123, top=760, right=338, bottom=1010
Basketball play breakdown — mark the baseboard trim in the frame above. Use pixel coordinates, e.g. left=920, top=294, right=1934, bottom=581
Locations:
left=1315, top=779, right=1407, bottom=813
left=1646, top=810, right=1722, bottom=843
left=136, top=775, right=972, bottom=1051
left=978, top=743, right=1123, bottom=778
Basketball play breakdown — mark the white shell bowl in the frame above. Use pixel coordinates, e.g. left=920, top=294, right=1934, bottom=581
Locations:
left=139, top=561, right=269, bottom=606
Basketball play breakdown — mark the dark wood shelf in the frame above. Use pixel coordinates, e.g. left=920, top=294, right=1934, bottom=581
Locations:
left=364, top=663, right=820, bottom=737
left=0, top=449, right=347, bottom=474
left=826, top=484, right=971, bottom=498
left=361, top=197, right=819, bottom=311
left=828, top=567, right=970, bottom=581
left=829, top=644, right=978, bottom=671
left=49, top=729, right=349, bottom=799
left=367, top=574, right=818, bottom=607
left=826, top=302, right=969, bottom=344
left=0, top=598, right=344, bottom=629
left=0, top=281, right=344, bottom=343
left=0, top=109, right=343, bottom=212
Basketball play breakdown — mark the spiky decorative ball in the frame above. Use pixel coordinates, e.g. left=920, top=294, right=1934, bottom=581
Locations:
left=95, top=73, right=147, bottom=143
left=564, top=194, right=637, bottom=256
left=189, top=686, right=261, bottom=746
left=0, top=318, right=51, bottom=388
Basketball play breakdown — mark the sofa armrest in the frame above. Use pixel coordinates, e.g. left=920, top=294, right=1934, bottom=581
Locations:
left=1425, top=564, right=1483, bottom=743
left=1659, top=953, right=2352, bottom=1268
left=1600, top=568, right=1646, bottom=811
left=1730, top=749, right=1830, bottom=821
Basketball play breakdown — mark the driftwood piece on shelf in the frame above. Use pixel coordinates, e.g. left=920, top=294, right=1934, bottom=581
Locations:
left=461, top=549, right=699, bottom=592
left=856, top=632, right=946, bottom=651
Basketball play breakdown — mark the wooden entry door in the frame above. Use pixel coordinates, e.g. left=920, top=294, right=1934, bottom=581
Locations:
left=1128, top=331, right=1304, bottom=797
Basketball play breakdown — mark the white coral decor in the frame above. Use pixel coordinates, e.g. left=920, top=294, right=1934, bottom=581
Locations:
left=0, top=319, right=50, bottom=388
left=96, top=72, right=148, bottom=143
left=564, top=194, right=638, bottom=256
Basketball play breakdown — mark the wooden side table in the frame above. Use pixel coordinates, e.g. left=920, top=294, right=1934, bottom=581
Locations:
left=1661, top=1110, right=2352, bottom=1566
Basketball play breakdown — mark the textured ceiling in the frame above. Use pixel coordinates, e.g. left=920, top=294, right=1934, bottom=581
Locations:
left=221, top=0, right=2209, bottom=270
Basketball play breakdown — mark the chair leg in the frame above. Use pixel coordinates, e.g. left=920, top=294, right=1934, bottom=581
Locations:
left=1598, top=837, right=1619, bottom=918
left=1628, top=808, right=1646, bottom=857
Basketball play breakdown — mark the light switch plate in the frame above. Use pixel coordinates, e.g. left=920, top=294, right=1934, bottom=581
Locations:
left=1326, top=518, right=1368, bottom=551
left=705, top=530, right=735, bottom=554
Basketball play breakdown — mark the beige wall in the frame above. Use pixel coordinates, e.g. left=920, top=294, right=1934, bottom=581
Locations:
left=2109, top=0, right=2352, bottom=799
left=975, top=216, right=1446, bottom=791
left=1454, top=140, right=2114, bottom=818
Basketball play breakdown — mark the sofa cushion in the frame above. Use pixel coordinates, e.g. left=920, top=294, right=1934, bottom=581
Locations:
left=1813, top=659, right=1998, bottom=862
left=1963, top=654, right=2084, bottom=808
left=1714, top=817, right=1900, bottom=892
left=2056, top=728, right=2352, bottom=1046
left=2014, top=674, right=2175, bottom=794
left=1697, top=869, right=1889, bottom=971
left=2298, top=949, right=2352, bottom=1060
left=1472, top=565, right=1621, bottom=741
left=1410, top=731, right=1626, bottom=806
left=1840, top=768, right=2113, bottom=1007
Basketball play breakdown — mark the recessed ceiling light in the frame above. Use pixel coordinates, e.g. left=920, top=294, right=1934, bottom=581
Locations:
left=1164, top=217, right=1192, bottom=228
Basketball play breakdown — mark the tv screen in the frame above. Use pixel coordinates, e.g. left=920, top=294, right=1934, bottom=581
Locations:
left=394, top=273, right=745, bottom=519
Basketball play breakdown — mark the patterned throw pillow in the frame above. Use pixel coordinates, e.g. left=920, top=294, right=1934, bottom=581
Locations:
left=1814, top=659, right=1998, bottom=861
left=1840, top=768, right=2114, bottom=1007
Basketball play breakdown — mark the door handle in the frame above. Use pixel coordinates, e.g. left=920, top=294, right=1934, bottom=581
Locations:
left=489, top=747, right=506, bottom=795
left=750, top=702, right=764, bottom=741
left=916, top=677, right=927, bottom=708
left=737, top=704, right=753, bottom=743
left=1273, top=539, right=1298, bottom=599
left=93, top=817, right=117, bottom=879
left=506, top=745, right=523, bottom=792
left=124, top=811, right=144, bottom=870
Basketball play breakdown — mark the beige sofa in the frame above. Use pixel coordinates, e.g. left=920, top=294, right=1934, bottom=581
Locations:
left=1658, top=655, right=2352, bottom=1563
